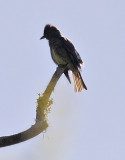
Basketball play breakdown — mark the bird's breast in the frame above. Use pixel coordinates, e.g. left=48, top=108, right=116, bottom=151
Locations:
left=51, top=47, right=68, bottom=65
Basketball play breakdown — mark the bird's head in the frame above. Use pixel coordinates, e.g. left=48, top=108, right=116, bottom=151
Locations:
left=40, top=24, right=61, bottom=40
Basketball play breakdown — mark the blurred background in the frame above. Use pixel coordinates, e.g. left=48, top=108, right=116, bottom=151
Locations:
left=0, top=0, right=125, bottom=159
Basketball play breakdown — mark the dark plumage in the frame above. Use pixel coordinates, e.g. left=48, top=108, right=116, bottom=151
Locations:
left=40, top=24, right=87, bottom=92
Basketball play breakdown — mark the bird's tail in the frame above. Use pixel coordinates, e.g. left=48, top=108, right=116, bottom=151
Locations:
left=72, top=71, right=87, bottom=92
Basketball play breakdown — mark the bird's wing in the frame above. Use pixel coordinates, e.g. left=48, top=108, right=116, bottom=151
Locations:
left=61, top=37, right=83, bottom=67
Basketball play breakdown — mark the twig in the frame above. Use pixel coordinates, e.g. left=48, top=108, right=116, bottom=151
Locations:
left=0, top=65, right=66, bottom=147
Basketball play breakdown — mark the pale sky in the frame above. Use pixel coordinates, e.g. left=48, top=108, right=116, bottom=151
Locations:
left=0, top=0, right=125, bottom=160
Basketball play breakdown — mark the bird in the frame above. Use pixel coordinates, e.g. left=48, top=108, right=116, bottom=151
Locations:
left=40, top=24, right=87, bottom=92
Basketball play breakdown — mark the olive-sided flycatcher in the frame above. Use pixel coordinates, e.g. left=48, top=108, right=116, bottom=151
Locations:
left=40, top=24, right=87, bottom=92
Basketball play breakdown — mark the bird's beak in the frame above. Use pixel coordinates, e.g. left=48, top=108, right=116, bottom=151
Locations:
left=40, top=35, right=45, bottom=40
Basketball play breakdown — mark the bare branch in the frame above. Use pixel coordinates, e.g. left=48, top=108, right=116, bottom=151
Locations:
left=0, top=65, right=66, bottom=147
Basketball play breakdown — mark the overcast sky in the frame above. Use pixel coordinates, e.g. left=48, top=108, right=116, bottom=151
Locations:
left=0, top=0, right=125, bottom=160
